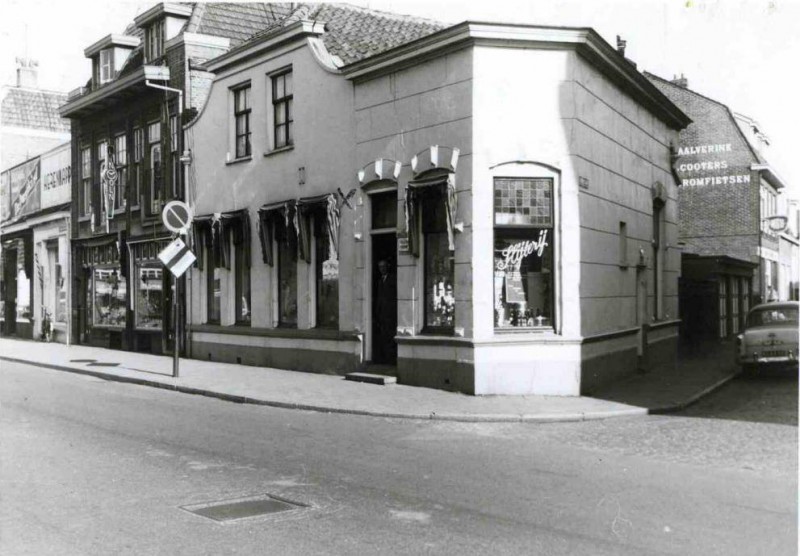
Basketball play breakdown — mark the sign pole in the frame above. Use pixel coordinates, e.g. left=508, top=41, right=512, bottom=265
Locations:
left=173, top=260, right=180, bottom=378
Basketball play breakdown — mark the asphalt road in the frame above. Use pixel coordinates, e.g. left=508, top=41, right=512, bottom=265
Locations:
left=1, top=361, right=796, bottom=556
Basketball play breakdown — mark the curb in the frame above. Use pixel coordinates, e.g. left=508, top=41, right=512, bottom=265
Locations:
left=3, top=354, right=700, bottom=423
left=648, top=369, right=741, bottom=414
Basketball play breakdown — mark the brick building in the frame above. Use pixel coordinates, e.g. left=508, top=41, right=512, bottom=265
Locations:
left=59, top=2, right=295, bottom=355
left=645, top=73, right=790, bottom=341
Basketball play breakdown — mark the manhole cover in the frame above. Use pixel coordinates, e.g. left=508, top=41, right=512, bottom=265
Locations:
left=181, top=494, right=309, bottom=523
left=70, top=359, right=97, bottom=363
left=87, top=362, right=120, bottom=367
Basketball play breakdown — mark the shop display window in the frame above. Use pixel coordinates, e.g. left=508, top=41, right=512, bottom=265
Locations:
left=278, top=233, right=297, bottom=326
left=135, top=264, right=163, bottom=329
left=315, top=216, right=339, bottom=328
left=207, top=245, right=221, bottom=323
left=423, top=195, right=454, bottom=331
left=235, top=241, right=251, bottom=324
left=55, top=262, right=67, bottom=323
left=493, top=178, right=554, bottom=330
left=92, top=266, right=126, bottom=328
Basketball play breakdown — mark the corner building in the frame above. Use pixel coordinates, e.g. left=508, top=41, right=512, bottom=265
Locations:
left=186, top=6, right=689, bottom=395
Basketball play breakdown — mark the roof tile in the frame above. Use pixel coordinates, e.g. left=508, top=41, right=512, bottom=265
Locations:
left=1, top=88, right=71, bottom=132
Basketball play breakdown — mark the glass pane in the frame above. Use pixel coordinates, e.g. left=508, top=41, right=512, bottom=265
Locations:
left=135, top=265, right=163, bottom=329
left=287, top=122, right=292, bottom=145
left=275, top=125, right=286, bottom=148
left=425, top=231, right=454, bottom=329
left=236, top=136, right=246, bottom=159
left=273, top=74, right=284, bottom=99
left=278, top=238, right=297, bottom=326
left=148, top=122, right=160, bottom=143
left=275, top=104, right=286, bottom=125
left=208, top=265, right=221, bottom=322
left=316, top=225, right=339, bottom=328
left=371, top=191, right=397, bottom=229
left=236, top=243, right=251, bottom=323
left=287, top=98, right=293, bottom=121
left=243, top=87, right=250, bottom=110
left=284, top=71, right=292, bottom=96
left=494, top=229, right=553, bottom=329
left=494, top=178, right=552, bottom=227
left=93, top=267, right=126, bottom=327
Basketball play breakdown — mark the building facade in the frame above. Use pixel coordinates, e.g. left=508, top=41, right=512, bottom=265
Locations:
left=59, top=3, right=295, bottom=355
left=1, top=142, right=72, bottom=342
left=185, top=6, right=688, bottom=395
left=646, top=73, right=792, bottom=341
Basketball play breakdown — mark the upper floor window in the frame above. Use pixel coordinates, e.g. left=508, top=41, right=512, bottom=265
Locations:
left=145, top=20, right=165, bottom=62
left=114, top=134, right=127, bottom=210
left=271, top=70, right=293, bottom=149
left=99, top=49, right=114, bottom=84
left=80, top=147, right=92, bottom=216
left=233, top=85, right=251, bottom=158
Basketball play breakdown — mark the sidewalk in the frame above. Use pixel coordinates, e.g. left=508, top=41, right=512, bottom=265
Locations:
left=0, top=337, right=739, bottom=423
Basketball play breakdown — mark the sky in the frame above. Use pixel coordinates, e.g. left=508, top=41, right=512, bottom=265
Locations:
left=2, top=0, right=798, bottom=194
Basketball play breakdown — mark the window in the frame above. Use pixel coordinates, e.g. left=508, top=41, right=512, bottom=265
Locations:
left=80, top=147, right=92, bottom=216
left=169, top=114, right=180, bottom=198
left=277, top=222, right=298, bottom=326
left=132, top=127, right=143, bottom=206
left=315, top=215, right=339, bottom=328
left=493, top=177, right=554, bottom=329
left=719, top=277, right=728, bottom=338
left=114, top=134, right=127, bottom=210
left=92, top=267, right=126, bottom=328
left=145, top=20, right=164, bottom=62
left=423, top=195, right=454, bottom=331
left=271, top=70, right=293, bottom=149
left=731, top=276, right=740, bottom=334
left=99, top=49, right=114, bottom=83
left=206, top=244, right=221, bottom=324
left=233, top=86, right=251, bottom=158
left=135, top=264, right=163, bottom=329
left=619, top=221, right=628, bottom=267
left=235, top=239, right=251, bottom=324
left=148, top=121, right=162, bottom=215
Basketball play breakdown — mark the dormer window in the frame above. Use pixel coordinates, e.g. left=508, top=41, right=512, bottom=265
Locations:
left=99, top=49, right=114, bottom=83
left=145, top=20, right=165, bottom=62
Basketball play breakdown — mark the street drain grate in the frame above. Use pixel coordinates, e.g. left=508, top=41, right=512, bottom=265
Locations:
left=87, top=362, right=120, bottom=367
left=70, top=359, right=97, bottom=363
left=181, top=494, right=309, bottom=523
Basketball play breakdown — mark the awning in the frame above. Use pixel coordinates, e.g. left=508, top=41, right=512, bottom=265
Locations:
left=193, top=209, right=250, bottom=271
left=74, top=233, right=125, bottom=272
left=405, top=173, right=457, bottom=257
left=256, top=200, right=297, bottom=267
left=297, top=193, right=340, bottom=263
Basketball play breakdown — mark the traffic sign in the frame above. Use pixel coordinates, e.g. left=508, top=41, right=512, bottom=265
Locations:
left=162, top=200, right=193, bottom=234
left=158, top=238, right=196, bottom=278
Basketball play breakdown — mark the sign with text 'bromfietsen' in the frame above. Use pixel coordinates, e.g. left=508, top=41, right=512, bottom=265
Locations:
left=675, top=143, right=752, bottom=188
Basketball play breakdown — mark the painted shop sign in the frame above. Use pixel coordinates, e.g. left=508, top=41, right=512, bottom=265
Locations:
left=40, top=144, right=71, bottom=209
left=496, top=230, right=549, bottom=271
left=675, top=142, right=751, bottom=188
left=2, top=157, right=40, bottom=223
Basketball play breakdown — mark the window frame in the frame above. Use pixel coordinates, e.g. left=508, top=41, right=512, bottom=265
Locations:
left=492, top=176, right=556, bottom=332
left=206, top=243, right=221, bottom=324
left=271, top=69, right=293, bottom=150
left=276, top=220, right=298, bottom=328
left=132, top=127, right=143, bottom=208
left=420, top=190, right=454, bottom=334
left=147, top=120, right=162, bottom=216
left=233, top=85, right=252, bottom=159
left=113, top=133, right=127, bottom=210
left=99, top=49, right=114, bottom=84
left=80, top=146, right=92, bottom=217
left=234, top=236, right=251, bottom=325
left=134, top=262, right=164, bottom=331
left=146, top=20, right=164, bottom=62
left=314, top=213, right=339, bottom=329
left=91, top=265, right=127, bottom=329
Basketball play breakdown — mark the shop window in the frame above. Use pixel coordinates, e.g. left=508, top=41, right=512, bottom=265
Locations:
left=277, top=223, right=298, bottom=326
left=114, top=134, right=127, bottom=210
left=147, top=121, right=162, bottom=216
left=235, top=236, right=251, bottom=325
left=315, top=215, right=339, bottom=328
left=233, top=85, right=251, bottom=158
left=80, top=146, right=92, bottom=216
left=135, top=264, right=163, bottom=329
left=271, top=70, right=293, bottom=149
left=423, top=198, right=454, bottom=331
left=206, top=243, right=221, bottom=324
left=92, top=266, right=126, bottom=328
left=719, top=278, right=728, bottom=338
left=731, top=277, right=740, bottom=334
left=493, top=177, right=554, bottom=329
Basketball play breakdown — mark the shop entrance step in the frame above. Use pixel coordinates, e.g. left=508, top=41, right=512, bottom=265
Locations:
left=345, top=372, right=397, bottom=385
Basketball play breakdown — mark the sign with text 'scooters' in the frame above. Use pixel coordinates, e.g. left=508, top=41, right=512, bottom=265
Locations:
left=162, top=200, right=193, bottom=234
left=158, top=237, right=196, bottom=278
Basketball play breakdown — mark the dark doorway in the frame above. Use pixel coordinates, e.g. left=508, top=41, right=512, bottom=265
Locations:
left=2, top=249, right=17, bottom=336
left=372, top=233, right=397, bottom=365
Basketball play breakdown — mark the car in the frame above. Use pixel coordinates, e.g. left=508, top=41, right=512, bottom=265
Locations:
left=736, top=301, right=799, bottom=374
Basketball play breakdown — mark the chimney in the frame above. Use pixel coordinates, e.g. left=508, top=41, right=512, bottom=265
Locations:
left=616, top=35, right=627, bottom=57
left=16, top=57, right=38, bottom=89
left=671, top=73, right=688, bottom=88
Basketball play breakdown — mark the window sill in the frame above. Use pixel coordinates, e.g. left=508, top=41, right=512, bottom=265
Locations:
left=226, top=155, right=252, bottom=166
left=79, top=215, right=90, bottom=222
left=263, top=145, right=294, bottom=158
left=191, top=323, right=360, bottom=341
